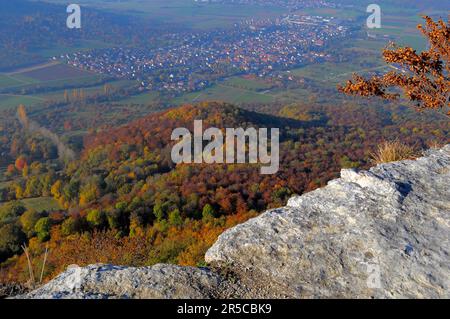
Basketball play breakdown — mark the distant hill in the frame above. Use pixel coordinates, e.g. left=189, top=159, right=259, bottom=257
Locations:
left=0, top=0, right=163, bottom=71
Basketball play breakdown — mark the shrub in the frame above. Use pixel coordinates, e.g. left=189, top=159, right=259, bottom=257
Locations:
left=0, top=224, right=26, bottom=262
left=371, top=140, right=420, bottom=164
left=0, top=201, right=26, bottom=223
left=34, top=218, right=51, bottom=242
left=202, top=204, right=215, bottom=221
left=19, top=209, right=41, bottom=238
left=168, top=209, right=183, bottom=227
left=61, top=216, right=87, bottom=236
left=86, top=209, right=106, bottom=227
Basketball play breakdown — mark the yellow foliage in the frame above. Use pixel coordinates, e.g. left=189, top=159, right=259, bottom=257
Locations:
left=371, top=140, right=420, bottom=164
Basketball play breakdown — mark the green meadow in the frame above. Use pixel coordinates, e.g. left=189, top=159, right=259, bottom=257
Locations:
left=0, top=197, right=61, bottom=213
left=40, top=0, right=287, bottom=29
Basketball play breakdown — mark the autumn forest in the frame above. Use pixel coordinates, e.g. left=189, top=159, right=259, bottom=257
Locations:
left=0, top=2, right=448, bottom=291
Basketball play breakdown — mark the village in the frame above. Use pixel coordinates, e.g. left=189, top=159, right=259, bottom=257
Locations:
left=61, top=15, right=351, bottom=95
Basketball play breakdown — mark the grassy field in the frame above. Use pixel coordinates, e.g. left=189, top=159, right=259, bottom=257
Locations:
left=361, top=1, right=437, bottom=51
left=0, top=63, right=104, bottom=89
left=300, top=2, right=431, bottom=51
left=224, top=77, right=273, bottom=91
left=0, top=94, right=46, bottom=110
left=35, top=40, right=114, bottom=58
left=19, top=64, right=94, bottom=82
left=172, top=82, right=277, bottom=105
left=0, top=73, right=39, bottom=89
left=0, top=173, right=61, bottom=214
left=0, top=74, right=26, bottom=88
left=289, top=56, right=387, bottom=85
left=42, top=0, right=288, bottom=30
left=20, top=197, right=61, bottom=212
left=298, top=7, right=362, bottom=19
left=0, top=197, right=61, bottom=213
left=117, top=90, right=161, bottom=105
left=34, top=79, right=136, bottom=103
left=0, top=62, right=111, bottom=109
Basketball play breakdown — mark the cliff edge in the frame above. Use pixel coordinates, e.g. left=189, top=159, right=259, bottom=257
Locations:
left=18, top=145, right=450, bottom=299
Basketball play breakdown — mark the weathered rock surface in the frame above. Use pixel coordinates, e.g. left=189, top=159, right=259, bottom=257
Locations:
left=18, top=145, right=450, bottom=299
left=18, top=264, right=221, bottom=299
left=0, top=283, right=28, bottom=299
left=206, top=145, right=450, bottom=298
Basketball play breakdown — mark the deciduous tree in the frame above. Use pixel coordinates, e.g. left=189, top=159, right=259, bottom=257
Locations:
left=339, top=16, right=449, bottom=116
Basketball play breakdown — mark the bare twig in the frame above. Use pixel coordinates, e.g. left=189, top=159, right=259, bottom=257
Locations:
left=39, top=244, right=49, bottom=284
left=21, top=244, right=35, bottom=289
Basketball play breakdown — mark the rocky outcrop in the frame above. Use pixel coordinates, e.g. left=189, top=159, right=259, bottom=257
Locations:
left=18, top=145, right=450, bottom=299
left=0, top=283, right=28, bottom=299
left=19, top=264, right=222, bottom=299
left=206, top=145, right=450, bottom=298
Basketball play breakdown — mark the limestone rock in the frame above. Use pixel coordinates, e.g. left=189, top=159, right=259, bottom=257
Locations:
left=205, top=145, right=450, bottom=298
left=17, top=264, right=221, bottom=299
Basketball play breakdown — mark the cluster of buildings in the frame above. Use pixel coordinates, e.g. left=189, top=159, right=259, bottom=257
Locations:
left=205, top=0, right=338, bottom=10
left=62, top=15, right=350, bottom=94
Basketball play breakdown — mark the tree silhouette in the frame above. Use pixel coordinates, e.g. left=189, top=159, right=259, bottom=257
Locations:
left=339, top=16, right=449, bottom=116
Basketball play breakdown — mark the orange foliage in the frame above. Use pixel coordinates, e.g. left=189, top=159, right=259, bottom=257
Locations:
left=339, top=16, right=449, bottom=116
left=6, top=164, right=15, bottom=174
left=14, top=156, right=27, bottom=171
left=0, top=211, right=257, bottom=284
